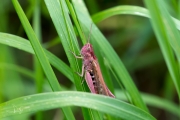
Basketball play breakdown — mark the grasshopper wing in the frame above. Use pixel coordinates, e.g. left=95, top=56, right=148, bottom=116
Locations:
left=85, top=71, right=97, bottom=94
left=106, top=86, right=115, bottom=98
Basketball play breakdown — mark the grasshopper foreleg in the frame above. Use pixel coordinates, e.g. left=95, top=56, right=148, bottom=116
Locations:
left=69, top=51, right=83, bottom=59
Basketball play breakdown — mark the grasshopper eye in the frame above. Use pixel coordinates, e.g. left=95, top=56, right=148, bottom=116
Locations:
left=87, top=44, right=90, bottom=50
left=86, top=46, right=90, bottom=51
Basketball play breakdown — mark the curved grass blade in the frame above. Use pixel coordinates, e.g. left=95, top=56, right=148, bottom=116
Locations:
left=92, top=6, right=149, bottom=23
left=0, top=92, right=156, bottom=120
left=115, top=90, right=180, bottom=118
left=91, top=5, right=180, bottom=31
left=0, top=32, right=73, bottom=83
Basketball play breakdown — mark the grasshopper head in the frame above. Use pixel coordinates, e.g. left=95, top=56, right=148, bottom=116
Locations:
left=81, top=43, right=96, bottom=59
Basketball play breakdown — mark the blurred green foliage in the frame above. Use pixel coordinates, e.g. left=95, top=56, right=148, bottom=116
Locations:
left=0, top=0, right=179, bottom=120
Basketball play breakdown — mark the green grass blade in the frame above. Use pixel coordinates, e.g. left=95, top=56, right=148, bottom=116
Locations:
left=142, top=95, right=180, bottom=118
left=32, top=0, right=44, bottom=96
left=44, top=0, right=82, bottom=90
left=91, top=5, right=180, bottom=31
left=144, top=0, right=180, bottom=99
left=32, top=0, right=43, bottom=119
left=115, top=90, right=180, bottom=118
left=72, top=0, right=149, bottom=112
left=11, top=0, right=75, bottom=119
left=12, top=0, right=60, bottom=91
left=92, top=6, right=149, bottom=23
left=0, top=32, right=73, bottom=83
left=0, top=92, right=156, bottom=120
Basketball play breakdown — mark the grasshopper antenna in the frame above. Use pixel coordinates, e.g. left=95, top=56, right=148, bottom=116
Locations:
left=87, top=23, right=93, bottom=49
left=88, top=23, right=93, bottom=44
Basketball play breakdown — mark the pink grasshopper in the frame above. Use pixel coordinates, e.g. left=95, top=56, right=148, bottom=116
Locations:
left=71, top=24, right=115, bottom=98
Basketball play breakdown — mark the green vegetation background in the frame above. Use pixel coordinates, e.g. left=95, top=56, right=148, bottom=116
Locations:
left=0, top=0, right=179, bottom=120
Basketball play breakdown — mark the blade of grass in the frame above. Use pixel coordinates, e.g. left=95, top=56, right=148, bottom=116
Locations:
left=12, top=0, right=75, bottom=119
left=92, top=5, right=149, bottom=23
left=65, top=0, right=87, bottom=44
left=0, top=33, right=73, bottom=83
left=32, top=0, right=43, bottom=119
left=44, top=0, right=82, bottom=90
left=32, top=0, right=43, bottom=95
left=0, top=91, right=156, bottom=120
left=91, top=5, right=180, bottom=31
left=115, top=90, right=180, bottom=118
left=144, top=0, right=180, bottom=99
